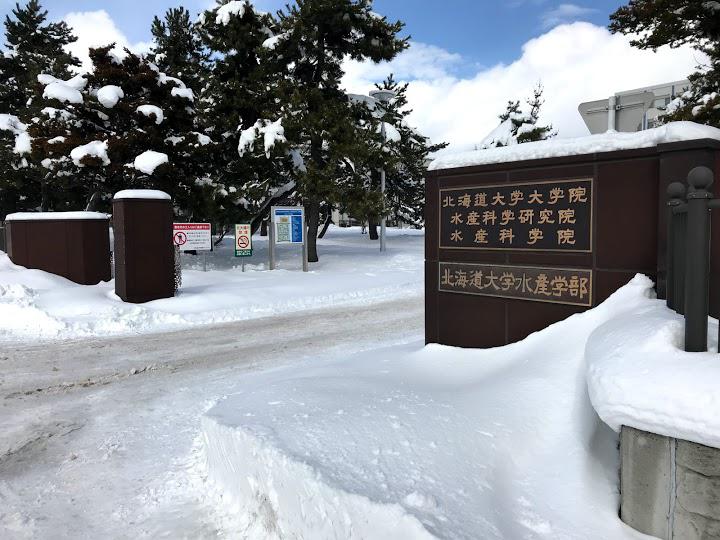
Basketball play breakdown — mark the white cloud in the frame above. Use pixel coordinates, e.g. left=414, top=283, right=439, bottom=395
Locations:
left=342, top=22, right=701, bottom=153
left=542, top=3, right=597, bottom=28
left=63, top=10, right=153, bottom=72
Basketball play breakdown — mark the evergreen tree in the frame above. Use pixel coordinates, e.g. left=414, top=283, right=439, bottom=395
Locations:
left=28, top=45, right=209, bottom=214
left=609, top=0, right=720, bottom=127
left=372, top=75, right=447, bottom=228
left=270, top=0, right=408, bottom=262
left=149, top=7, right=208, bottom=95
left=481, top=84, right=555, bottom=148
left=1, top=0, right=79, bottom=113
left=197, top=1, right=292, bottom=236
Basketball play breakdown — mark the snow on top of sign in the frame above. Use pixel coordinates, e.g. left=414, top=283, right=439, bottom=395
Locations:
left=133, top=150, right=169, bottom=175
left=429, top=122, right=720, bottom=171
left=70, top=140, right=110, bottom=166
left=5, top=211, right=109, bottom=221
left=97, top=85, right=124, bottom=108
left=113, top=189, right=171, bottom=200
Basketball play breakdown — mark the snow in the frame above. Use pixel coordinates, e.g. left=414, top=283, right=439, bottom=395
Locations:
left=171, top=87, right=195, bottom=102
left=40, top=74, right=87, bottom=105
left=262, top=33, right=287, bottom=49
left=136, top=104, right=164, bottom=124
left=430, top=121, right=720, bottom=170
left=199, top=276, right=657, bottom=539
left=479, top=118, right=514, bottom=148
left=96, top=85, right=124, bottom=108
left=0, top=227, right=422, bottom=342
left=114, top=189, right=171, bottom=201
left=587, top=293, right=720, bottom=448
left=380, top=121, right=402, bottom=142
left=215, top=1, right=248, bottom=25
left=133, top=150, right=169, bottom=174
left=5, top=212, right=109, bottom=222
left=70, top=140, right=110, bottom=166
left=238, top=119, right=286, bottom=157
left=0, top=113, right=31, bottom=155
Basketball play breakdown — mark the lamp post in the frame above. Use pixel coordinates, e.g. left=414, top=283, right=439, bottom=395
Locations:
left=369, top=88, right=396, bottom=253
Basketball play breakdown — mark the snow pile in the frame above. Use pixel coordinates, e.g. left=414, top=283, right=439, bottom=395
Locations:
left=0, top=113, right=31, bottom=155
left=114, top=189, right=171, bottom=200
left=132, top=151, right=169, bottom=174
left=0, top=227, right=423, bottom=342
left=199, top=276, right=655, bottom=539
left=587, top=298, right=720, bottom=448
left=39, top=73, right=86, bottom=105
left=430, top=121, right=720, bottom=170
left=238, top=119, right=286, bottom=157
left=5, top=212, right=109, bottom=221
left=97, top=85, right=124, bottom=108
left=70, top=140, right=110, bottom=166
left=136, top=105, right=164, bottom=124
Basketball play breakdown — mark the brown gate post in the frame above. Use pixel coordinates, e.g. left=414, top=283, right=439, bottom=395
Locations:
left=113, top=190, right=174, bottom=303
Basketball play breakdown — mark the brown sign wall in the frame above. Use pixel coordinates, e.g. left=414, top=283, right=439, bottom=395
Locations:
left=426, top=139, right=720, bottom=349
left=6, top=218, right=111, bottom=285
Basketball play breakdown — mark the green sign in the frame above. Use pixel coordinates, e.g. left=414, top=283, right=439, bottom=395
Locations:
left=235, top=224, right=253, bottom=257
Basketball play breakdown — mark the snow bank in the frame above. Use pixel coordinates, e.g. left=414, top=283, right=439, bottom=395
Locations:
left=0, top=227, right=423, bottom=342
left=587, top=298, right=720, bottom=448
left=133, top=150, right=169, bottom=174
left=429, top=121, right=720, bottom=170
left=5, top=212, right=109, bottom=221
left=114, top=189, right=170, bottom=200
left=97, top=85, right=124, bottom=108
left=199, top=275, right=656, bottom=539
left=70, top=140, right=110, bottom=166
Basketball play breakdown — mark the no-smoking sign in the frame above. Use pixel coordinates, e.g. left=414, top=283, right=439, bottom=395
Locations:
left=235, top=224, right=253, bottom=257
left=174, top=231, right=188, bottom=246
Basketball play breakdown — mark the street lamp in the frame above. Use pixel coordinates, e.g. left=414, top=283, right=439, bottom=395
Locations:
left=369, top=89, right=396, bottom=253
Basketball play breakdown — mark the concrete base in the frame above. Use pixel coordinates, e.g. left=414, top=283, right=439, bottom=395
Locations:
left=621, top=426, right=720, bottom=540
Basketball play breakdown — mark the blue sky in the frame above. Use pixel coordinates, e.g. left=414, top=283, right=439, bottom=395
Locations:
left=2, top=0, right=624, bottom=75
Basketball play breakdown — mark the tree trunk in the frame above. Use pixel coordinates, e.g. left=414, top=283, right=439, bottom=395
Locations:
left=368, top=217, right=379, bottom=240
left=317, top=213, right=333, bottom=239
left=260, top=219, right=268, bottom=237
left=306, top=198, right=320, bottom=262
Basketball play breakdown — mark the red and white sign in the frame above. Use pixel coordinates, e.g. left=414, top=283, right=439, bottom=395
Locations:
left=173, top=223, right=211, bottom=251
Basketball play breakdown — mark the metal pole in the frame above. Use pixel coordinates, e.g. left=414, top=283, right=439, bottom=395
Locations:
left=666, top=182, right=686, bottom=311
left=608, top=95, right=617, bottom=131
left=380, top=121, right=387, bottom=253
left=269, top=208, right=276, bottom=271
left=684, top=167, right=714, bottom=352
left=203, top=251, right=207, bottom=272
left=674, top=209, right=687, bottom=315
left=302, top=208, right=309, bottom=272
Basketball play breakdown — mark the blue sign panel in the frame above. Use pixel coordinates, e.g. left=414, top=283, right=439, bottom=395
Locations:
left=273, top=208, right=304, bottom=244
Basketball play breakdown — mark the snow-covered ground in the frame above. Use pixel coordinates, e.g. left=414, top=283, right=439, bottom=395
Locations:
left=198, top=276, right=669, bottom=540
left=0, top=226, right=423, bottom=342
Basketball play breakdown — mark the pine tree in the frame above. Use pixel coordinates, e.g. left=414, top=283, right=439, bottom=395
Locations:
left=0, top=0, right=80, bottom=217
left=196, top=1, right=292, bottom=236
left=149, top=7, right=208, bottom=95
left=270, top=0, right=408, bottom=262
left=28, top=45, right=209, bottom=214
left=481, top=84, right=555, bottom=148
left=372, top=75, right=447, bottom=228
left=609, top=0, right=720, bottom=127
left=1, top=0, right=79, bottom=113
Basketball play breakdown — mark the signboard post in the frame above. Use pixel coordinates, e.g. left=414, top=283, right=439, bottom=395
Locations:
left=173, top=223, right=212, bottom=271
left=234, top=223, right=253, bottom=272
left=270, top=206, right=308, bottom=272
